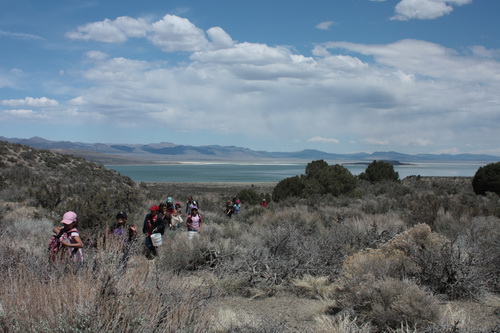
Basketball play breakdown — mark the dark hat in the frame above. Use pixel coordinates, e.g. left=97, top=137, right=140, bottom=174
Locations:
left=116, top=211, right=127, bottom=219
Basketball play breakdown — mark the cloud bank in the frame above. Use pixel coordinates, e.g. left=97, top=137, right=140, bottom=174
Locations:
left=2, top=10, right=499, bottom=155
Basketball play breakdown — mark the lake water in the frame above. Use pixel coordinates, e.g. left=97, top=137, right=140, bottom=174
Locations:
left=106, top=162, right=488, bottom=183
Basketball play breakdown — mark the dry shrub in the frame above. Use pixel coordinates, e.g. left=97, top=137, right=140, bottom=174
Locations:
left=0, top=214, right=217, bottom=332
left=156, top=232, right=222, bottom=272
left=0, top=243, right=215, bottom=332
left=210, top=308, right=262, bottom=332
left=333, top=276, right=440, bottom=331
left=464, top=216, right=500, bottom=292
left=346, top=212, right=405, bottom=250
left=403, top=193, right=442, bottom=229
left=314, top=313, right=374, bottom=333
left=291, top=274, right=332, bottom=299
left=342, top=248, right=418, bottom=280
left=382, top=224, right=482, bottom=299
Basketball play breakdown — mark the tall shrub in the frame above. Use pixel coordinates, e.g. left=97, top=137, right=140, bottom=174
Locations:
left=358, top=160, right=399, bottom=183
left=472, top=162, right=500, bottom=195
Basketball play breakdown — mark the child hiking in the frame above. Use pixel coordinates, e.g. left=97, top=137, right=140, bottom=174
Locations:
left=49, top=211, right=84, bottom=263
left=186, top=206, right=202, bottom=239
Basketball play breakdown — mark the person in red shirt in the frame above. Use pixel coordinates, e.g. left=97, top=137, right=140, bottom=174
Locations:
left=142, top=205, right=165, bottom=257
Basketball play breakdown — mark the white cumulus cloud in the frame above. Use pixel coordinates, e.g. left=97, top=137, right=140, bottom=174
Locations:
left=207, top=27, right=235, bottom=50
left=66, top=14, right=215, bottom=52
left=149, top=14, right=208, bottom=52
left=391, top=0, right=473, bottom=21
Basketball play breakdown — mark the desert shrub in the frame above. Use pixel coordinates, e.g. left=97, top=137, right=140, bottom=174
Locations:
left=338, top=213, right=404, bottom=251
left=291, top=274, right=332, bottom=299
left=403, top=193, right=442, bottom=229
left=156, top=233, right=223, bottom=272
left=237, top=187, right=262, bottom=205
left=314, top=313, right=374, bottom=333
left=0, top=260, right=215, bottom=332
left=359, top=178, right=412, bottom=197
left=342, top=248, right=418, bottom=281
left=472, top=162, right=500, bottom=196
left=464, top=216, right=500, bottom=292
left=210, top=307, right=289, bottom=333
left=359, top=196, right=397, bottom=214
left=358, top=160, right=400, bottom=183
left=333, top=275, right=440, bottom=331
left=29, top=181, right=64, bottom=210
left=382, top=224, right=482, bottom=299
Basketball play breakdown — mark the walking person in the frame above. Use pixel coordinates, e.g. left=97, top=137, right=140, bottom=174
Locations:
left=171, top=202, right=184, bottom=229
left=49, top=211, right=84, bottom=263
left=224, top=200, right=234, bottom=218
left=108, top=211, right=137, bottom=271
left=159, top=203, right=173, bottom=230
left=186, top=206, right=202, bottom=239
left=142, top=205, right=165, bottom=258
left=186, top=196, right=199, bottom=215
left=233, top=199, right=241, bottom=215
left=109, top=211, right=137, bottom=243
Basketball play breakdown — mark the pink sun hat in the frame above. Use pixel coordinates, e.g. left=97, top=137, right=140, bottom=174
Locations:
left=61, top=211, right=77, bottom=225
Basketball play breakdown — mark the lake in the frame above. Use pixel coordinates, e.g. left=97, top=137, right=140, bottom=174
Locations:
left=106, top=162, right=488, bottom=183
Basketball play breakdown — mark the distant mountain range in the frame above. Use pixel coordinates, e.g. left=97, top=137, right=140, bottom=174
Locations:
left=1, top=136, right=499, bottom=165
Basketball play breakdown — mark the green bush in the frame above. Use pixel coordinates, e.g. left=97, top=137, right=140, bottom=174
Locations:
left=272, top=161, right=357, bottom=201
left=272, top=175, right=305, bottom=202
left=358, top=160, right=399, bottom=183
left=305, top=159, right=329, bottom=178
left=314, top=164, right=357, bottom=197
left=472, top=162, right=500, bottom=195
left=237, top=187, right=262, bottom=205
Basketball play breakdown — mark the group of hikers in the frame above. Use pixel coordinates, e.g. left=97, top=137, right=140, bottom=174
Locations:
left=49, top=195, right=203, bottom=263
left=49, top=194, right=269, bottom=263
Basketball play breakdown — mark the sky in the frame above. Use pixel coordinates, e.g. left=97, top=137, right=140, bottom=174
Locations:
left=1, top=0, right=499, bottom=155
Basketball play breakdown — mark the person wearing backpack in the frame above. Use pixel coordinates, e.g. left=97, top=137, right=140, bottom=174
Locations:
left=49, top=211, right=83, bottom=263
left=142, top=205, right=165, bottom=257
left=186, top=196, right=199, bottom=215
left=186, top=206, right=202, bottom=239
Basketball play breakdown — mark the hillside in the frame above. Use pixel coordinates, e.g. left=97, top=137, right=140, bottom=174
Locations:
left=0, top=141, right=144, bottom=229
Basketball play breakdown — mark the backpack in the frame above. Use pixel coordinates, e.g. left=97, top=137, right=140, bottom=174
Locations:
left=48, top=228, right=77, bottom=261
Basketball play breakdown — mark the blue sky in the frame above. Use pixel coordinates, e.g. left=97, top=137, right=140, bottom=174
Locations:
left=1, top=0, right=499, bottom=155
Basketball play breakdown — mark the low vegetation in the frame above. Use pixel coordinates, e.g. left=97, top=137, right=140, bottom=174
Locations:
left=0, top=141, right=499, bottom=332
